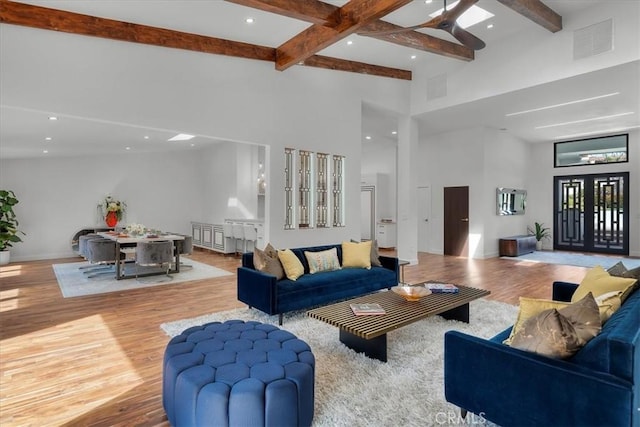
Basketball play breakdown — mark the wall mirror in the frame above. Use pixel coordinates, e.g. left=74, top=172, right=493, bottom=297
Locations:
left=496, top=188, right=526, bottom=215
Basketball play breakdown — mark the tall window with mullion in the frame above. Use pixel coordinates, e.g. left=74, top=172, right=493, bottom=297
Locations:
left=298, top=150, right=314, bottom=228
left=332, top=155, right=345, bottom=227
left=315, top=153, right=329, bottom=228
left=284, top=148, right=295, bottom=230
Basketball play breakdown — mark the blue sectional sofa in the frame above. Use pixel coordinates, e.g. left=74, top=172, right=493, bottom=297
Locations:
left=444, top=281, right=640, bottom=427
left=237, top=244, right=399, bottom=325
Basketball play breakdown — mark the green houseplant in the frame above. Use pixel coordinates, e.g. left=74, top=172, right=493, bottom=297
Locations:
left=0, top=190, right=25, bottom=265
left=528, top=222, right=550, bottom=250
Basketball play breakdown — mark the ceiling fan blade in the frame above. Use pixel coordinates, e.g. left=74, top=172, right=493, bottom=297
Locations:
left=359, top=0, right=479, bottom=37
left=449, top=24, right=486, bottom=50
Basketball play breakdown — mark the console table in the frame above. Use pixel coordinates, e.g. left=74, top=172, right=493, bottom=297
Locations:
left=499, top=235, right=537, bottom=257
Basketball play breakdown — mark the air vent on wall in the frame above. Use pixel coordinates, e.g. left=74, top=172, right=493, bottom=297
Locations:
left=427, top=73, right=447, bottom=100
left=573, top=19, right=613, bottom=60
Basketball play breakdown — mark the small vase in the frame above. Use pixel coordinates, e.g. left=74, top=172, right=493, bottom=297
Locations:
left=105, top=211, right=118, bottom=227
left=535, top=240, right=543, bottom=251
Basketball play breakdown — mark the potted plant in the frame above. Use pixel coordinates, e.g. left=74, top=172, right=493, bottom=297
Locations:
left=0, top=190, right=25, bottom=265
left=528, top=222, right=550, bottom=251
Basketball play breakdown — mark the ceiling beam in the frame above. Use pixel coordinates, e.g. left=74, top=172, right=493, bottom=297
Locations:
left=302, top=55, right=411, bottom=80
left=0, top=0, right=275, bottom=61
left=229, top=0, right=473, bottom=61
left=275, top=0, right=412, bottom=71
left=497, top=0, right=562, bottom=33
left=0, top=0, right=412, bottom=80
left=225, top=0, right=338, bottom=26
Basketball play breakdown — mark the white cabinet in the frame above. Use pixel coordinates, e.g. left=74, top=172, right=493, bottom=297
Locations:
left=191, top=221, right=234, bottom=253
left=377, top=223, right=397, bottom=248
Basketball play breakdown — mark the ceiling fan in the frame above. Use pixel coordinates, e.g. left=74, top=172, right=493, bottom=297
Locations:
left=359, top=0, right=486, bottom=51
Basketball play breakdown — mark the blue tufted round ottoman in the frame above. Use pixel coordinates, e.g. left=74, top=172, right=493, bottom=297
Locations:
left=163, top=319, right=315, bottom=427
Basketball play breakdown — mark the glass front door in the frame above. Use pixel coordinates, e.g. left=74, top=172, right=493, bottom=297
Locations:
left=554, top=172, right=629, bottom=255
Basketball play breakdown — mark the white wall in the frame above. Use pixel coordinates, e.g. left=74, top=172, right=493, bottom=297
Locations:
left=419, top=128, right=484, bottom=257
left=0, top=150, right=202, bottom=260
left=482, top=130, right=530, bottom=257
left=0, top=24, right=410, bottom=260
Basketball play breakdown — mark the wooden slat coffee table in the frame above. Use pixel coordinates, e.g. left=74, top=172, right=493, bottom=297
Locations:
left=307, top=285, right=490, bottom=362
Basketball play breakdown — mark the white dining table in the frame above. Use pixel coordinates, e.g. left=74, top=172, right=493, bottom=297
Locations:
left=97, top=232, right=185, bottom=280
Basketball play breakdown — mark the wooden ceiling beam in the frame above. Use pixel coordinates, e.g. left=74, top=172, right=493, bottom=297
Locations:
left=229, top=0, right=473, bottom=61
left=0, top=0, right=412, bottom=80
left=225, top=0, right=338, bottom=26
left=275, top=0, right=412, bottom=71
left=497, top=0, right=562, bottom=33
left=302, top=55, right=411, bottom=80
left=0, top=0, right=276, bottom=61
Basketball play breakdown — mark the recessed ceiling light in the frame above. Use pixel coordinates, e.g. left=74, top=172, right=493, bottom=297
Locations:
left=365, top=136, right=372, bottom=140
left=190, top=143, right=195, bottom=147
left=45, top=137, right=52, bottom=141
left=487, top=23, right=494, bottom=29
left=347, top=40, right=353, bottom=45
left=144, top=135, right=150, bottom=140
left=391, top=131, right=397, bottom=135
left=43, top=150, right=48, bottom=154
left=245, top=17, right=254, bottom=24
left=48, top=116, right=58, bottom=121
left=168, top=133, right=195, bottom=141
left=410, top=55, right=417, bottom=59
left=425, top=0, right=433, bottom=4
left=126, top=146, right=131, bottom=150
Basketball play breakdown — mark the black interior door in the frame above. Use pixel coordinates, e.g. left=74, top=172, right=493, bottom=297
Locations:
left=554, top=172, right=629, bottom=255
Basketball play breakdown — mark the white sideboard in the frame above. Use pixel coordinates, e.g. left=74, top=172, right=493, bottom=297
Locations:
left=191, top=220, right=264, bottom=254
left=191, top=222, right=234, bottom=253
left=376, top=222, right=397, bottom=248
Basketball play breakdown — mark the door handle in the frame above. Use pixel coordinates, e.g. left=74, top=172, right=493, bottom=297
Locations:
left=461, top=218, right=469, bottom=222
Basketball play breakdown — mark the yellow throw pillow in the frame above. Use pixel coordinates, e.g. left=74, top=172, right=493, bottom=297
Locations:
left=504, top=297, right=569, bottom=345
left=277, top=249, right=305, bottom=281
left=341, top=240, right=372, bottom=269
left=572, top=265, right=637, bottom=302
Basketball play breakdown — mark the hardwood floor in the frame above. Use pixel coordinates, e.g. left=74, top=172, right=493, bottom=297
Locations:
left=0, top=250, right=589, bottom=426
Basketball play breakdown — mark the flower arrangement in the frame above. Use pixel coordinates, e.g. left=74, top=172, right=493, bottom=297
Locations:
left=126, top=223, right=146, bottom=236
left=100, top=195, right=126, bottom=221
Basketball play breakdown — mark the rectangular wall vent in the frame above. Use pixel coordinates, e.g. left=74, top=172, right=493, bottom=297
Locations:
left=574, top=19, right=613, bottom=60
left=427, top=73, right=447, bottom=100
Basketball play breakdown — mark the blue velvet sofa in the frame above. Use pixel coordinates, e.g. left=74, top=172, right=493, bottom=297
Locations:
left=444, top=281, right=640, bottom=427
left=237, top=244, right=399, bottom=325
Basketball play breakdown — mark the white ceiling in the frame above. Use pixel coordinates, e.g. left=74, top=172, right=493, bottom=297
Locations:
left=1, top=0, right=639, bottom=159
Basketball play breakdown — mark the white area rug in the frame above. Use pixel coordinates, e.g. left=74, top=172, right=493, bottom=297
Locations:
left=501, top=251, right=640, bottom=269
left=161, top=298, right=517, bottom=426
left=53, top=258, right=232, bottom=298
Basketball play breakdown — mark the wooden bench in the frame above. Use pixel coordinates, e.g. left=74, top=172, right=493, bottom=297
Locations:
left=499, top=235, right=536, bottom=256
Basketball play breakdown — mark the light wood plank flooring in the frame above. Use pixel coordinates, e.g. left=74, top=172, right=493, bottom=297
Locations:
left=0, top=250, right=590, bottom=426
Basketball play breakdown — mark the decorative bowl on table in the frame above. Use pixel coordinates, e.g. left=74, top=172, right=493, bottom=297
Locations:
left=391, top=284, right=431, bottom=301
